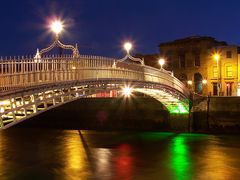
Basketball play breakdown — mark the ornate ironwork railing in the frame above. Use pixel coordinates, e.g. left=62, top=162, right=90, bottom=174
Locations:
left=0, top=55, right=189, bottom=97
left=0, top=55, right=192, bottom=129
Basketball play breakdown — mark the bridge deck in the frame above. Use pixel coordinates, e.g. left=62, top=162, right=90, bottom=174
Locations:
left=0, top=55, right=190, bottom=129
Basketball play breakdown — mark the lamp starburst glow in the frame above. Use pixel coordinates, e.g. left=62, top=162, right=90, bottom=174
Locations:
left=213, top=53, right=220, bottom=61
left=158, top=58, right=165, bottom=69
left=50, top=20, right=63, bottom=35
left=122, top=86, right=132, bottom=97
left=124, top=42, right=132, bottom=53
left=202, top=79, right=207, bottom=84
left=187, top=80, right=192, bottom=85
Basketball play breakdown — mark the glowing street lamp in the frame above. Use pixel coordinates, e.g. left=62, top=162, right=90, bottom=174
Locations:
left=34, top=18, right=79, bottom=60
left=202, top=79, right=207, bottom=85
left=213, top=53, right=220, bottom=62
left=124, top=42, right=132, bottom=54
left=122, top=86, right=132, bottom=97
left=213, top=53, right=221, bottom=96
left=187, top=80, right=192, bottom=91
left=158, top=58, right=165, bottom=69
left=50, top=20, right=64, bottom=35
left=187, top=80, right=192, bottom=85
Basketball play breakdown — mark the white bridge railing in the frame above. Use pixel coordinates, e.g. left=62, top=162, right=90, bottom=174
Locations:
left=0, top=55, right=189, bottom=97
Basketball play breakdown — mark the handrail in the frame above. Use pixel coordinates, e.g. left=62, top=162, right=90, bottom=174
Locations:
left=0, top=55, right=189, bottom=98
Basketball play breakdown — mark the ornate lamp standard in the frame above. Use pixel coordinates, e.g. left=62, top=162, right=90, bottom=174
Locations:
left=158, top=58, right=165, bottom=70
left=124, top=42, right=132, bottom=55
left=213, top=53, right=221, bottom=96
left=113, top=42, right=144, bottom=67
left=34, top=20, right=80, bottom=59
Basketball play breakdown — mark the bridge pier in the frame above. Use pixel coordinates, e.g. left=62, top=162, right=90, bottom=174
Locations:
left=168, top=113, right=189, bottom=132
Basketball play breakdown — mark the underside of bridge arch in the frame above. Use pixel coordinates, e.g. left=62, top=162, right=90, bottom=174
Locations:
left=0, top=80, right=190, bottom=130
left=133, top=88, right=189, bottom=114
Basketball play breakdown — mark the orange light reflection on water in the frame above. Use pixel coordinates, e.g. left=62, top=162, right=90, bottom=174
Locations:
left=62, top=130, right=91, bottom=179
left=197, top=136, right=238, bottom=180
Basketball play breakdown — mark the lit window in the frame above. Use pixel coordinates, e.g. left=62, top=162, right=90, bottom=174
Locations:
left=213, top=66, right=218, bottom=78
left=226, top=65, right=233, bottom=77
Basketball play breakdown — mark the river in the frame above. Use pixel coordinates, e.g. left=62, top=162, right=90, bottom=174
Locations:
left=0, top=128, right=239, bottom=180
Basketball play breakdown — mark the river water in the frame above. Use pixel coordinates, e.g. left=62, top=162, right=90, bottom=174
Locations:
left=0, top=128, right=239, bottom=180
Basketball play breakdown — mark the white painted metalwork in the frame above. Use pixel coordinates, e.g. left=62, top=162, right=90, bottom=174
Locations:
left=0, top=55, right=190, bottom=129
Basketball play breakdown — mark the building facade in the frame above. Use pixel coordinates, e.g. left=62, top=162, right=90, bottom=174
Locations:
left=158, top=36, right=240, bottom=96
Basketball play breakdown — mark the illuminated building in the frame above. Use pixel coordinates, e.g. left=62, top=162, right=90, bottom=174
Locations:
left=157, top=36, right=240, bottom=96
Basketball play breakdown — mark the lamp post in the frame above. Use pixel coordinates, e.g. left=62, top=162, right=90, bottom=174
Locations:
left=202, top=79, right=207, bottom=95
left=115, top=42, right=144, bottom=65
left=158, top=58, right=165, bottom=70
left=187, top=80, right=193, bottom=91
left=34, top=19, right=80, bottom=59
left=50, top=20, right=64, bottom=38
left=213, top=53, right=221, bottom=96
left=124, top=42, right=132, bottom=54
left=50, top=20, right=64, bottom=56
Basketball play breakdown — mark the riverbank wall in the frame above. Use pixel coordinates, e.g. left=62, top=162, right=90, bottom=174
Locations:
left=192, top=96, right=240, bottom=133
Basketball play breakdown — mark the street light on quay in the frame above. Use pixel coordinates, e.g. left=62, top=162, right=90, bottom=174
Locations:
left=158, top=58, right=165, bottom=69
left=213, top=53, right=221, bottom=96
left=202, top=79, right=207, bottom=85
left=187, top=80, right=193, bottom=91
left=187, top=80, right=192, bottom=85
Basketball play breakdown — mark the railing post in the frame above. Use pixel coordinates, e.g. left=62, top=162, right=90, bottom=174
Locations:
left=10, top=98, right=17, bottom=121
left=0, top=116, right=3, bottom=128
left=31, top=95, right=38, bottom=113
left=20, top=96, right=26, bottom=117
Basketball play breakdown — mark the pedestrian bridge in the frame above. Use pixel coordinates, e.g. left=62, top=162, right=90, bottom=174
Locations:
left=0, top=54, right=191, bottom=130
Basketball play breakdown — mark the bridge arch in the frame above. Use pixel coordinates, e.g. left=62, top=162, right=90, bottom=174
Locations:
left=0, top=79, right=189, bottom=129
left=0, top=55, right=191, bottom=130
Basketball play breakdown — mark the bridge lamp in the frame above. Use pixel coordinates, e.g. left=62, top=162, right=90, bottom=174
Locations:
left=158, top=58, right=165, bottom=69
left=122, top=86, right=133, bottom=97
left=124, top=42, right=132, bottom=54
left=50, top=20, right=64, bottom=35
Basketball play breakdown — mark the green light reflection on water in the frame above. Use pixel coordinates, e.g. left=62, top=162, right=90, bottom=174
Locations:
left=138, top=132, right=174, bottom=141
left=170, top=135, right=191, bottom=180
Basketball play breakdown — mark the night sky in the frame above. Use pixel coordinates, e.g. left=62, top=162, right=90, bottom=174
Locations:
left=1, top=0, right=240, bottom=58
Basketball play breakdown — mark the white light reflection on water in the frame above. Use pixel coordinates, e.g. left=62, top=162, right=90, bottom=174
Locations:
left=93, top=148, right=112, bottom=179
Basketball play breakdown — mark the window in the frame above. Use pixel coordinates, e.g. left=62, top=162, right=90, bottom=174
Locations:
left=212, top=83, right=218, bottom=96
left=166, top=50, right=173, bottom=56
left=226, top=51, right=232, bottom=58
left=226, top=65, right=233, bottom=77
left=194, top=53, right=200, bottom=66
left=213, top=66, right=218, bottom=78
left=226, top=83, right=233, bottom=96
left=179, top=54, right=185, bottom=68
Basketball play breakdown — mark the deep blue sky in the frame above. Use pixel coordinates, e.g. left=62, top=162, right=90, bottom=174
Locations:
left=1, top=0, right=240, bottom=57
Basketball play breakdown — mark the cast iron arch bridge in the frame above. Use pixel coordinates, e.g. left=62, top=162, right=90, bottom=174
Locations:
left=0, top=37, right=191, bottom=130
